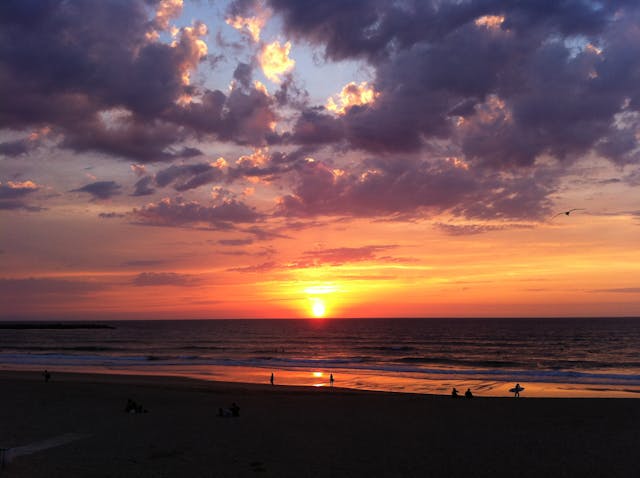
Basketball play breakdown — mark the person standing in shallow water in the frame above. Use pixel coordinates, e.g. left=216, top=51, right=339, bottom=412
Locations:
left=270, top=372, right=274, bottom=385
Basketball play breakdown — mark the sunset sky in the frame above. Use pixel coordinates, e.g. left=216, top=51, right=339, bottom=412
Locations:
left=1, top=0, right=639, bottom=319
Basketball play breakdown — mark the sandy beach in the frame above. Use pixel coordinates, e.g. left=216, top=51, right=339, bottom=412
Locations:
left=1, top=371, right=639, bottom=477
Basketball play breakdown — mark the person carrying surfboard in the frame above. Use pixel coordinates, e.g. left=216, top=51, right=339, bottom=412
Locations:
left=511, top=383, right=524, bottom=398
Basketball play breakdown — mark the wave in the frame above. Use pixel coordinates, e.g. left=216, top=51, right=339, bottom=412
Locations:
left=2, top=352, right=640, bottom=386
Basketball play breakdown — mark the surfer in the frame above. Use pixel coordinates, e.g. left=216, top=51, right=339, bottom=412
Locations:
left=513, top=383, right=523, bottom=398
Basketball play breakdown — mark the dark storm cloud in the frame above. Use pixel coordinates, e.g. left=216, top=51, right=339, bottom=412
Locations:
left=0, top=0, right=279, bottom=161
left=132, top=272, right=200, bottom=287
left=70, top=181, right=122, bottom=200
left=130, top=196, right=263, bottom=229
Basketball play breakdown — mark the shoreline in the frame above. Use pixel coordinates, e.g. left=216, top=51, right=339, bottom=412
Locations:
left=1, top=370, right=639, bottom=477
left=2, top=363, right=639, bottom=398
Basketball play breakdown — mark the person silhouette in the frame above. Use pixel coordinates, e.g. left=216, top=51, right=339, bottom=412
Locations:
left=270, top=372, right=274, bottom=385
left=513, top=383, right=523, bottom=398
left=330, top=373, right=334, bottom=387
left=451, top=387, right=459, bottom=398
left=465, top=388, right=473, bottom=399
left=43, top=370, right=51, bottom=382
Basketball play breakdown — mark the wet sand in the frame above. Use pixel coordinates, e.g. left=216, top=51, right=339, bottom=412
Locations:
left=1, top=371, right=638, bottom=477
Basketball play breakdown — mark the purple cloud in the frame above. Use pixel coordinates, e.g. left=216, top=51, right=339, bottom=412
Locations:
left=132, top=272, right=200, bottom=287
left=70, top=181, right=122, bottom=200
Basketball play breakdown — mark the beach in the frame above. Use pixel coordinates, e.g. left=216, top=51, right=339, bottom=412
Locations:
left=1, top=371, right=638, bottom=477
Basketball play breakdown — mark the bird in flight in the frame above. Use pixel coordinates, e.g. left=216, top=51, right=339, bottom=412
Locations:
left=553, top=208, right=585, bottom=218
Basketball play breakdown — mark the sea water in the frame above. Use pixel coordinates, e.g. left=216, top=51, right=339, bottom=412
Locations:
left=1, top=318, right=639, bottom=397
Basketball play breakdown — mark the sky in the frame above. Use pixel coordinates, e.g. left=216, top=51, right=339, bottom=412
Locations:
left=1, top=0, right=640, bottom=320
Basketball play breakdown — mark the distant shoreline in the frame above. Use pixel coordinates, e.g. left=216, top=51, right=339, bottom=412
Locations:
left=0, top=323, right=115, bottom=330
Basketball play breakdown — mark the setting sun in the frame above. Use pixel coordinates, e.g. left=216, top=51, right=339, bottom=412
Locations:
left=311, top=299, right=326, bottom=317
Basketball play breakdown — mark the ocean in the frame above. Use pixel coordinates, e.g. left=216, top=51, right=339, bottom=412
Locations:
left=1, top=318, right=639, bottom=397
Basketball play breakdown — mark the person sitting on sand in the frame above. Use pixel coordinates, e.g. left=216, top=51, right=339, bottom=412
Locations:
left=125, top=398, right=148, bottom=413
left=43, top=370, right=51, bottom=382
left=451, top=387, right=459, bottom=398
left=465, top=388, right=473, bottom=399
left=218, top=403, right=240, bottom=417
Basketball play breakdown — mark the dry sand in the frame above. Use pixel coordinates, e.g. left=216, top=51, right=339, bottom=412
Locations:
left=1, top=371, right=639, bottom=477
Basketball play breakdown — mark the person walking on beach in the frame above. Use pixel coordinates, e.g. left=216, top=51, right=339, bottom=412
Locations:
left=329, top=373, right=334, bottom=387
left=270, top=372, right=274, bottom=385
left=465, top=388, right=473, bottom=399
left=43, top=370, right=51, bottom=382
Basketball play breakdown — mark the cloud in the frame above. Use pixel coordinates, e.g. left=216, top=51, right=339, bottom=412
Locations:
left=276, top=156, right=556, bottom=220
left=261, top=0, right=640, bottom=169
left=326, top=82, right=379, bottom=115
left=590, top=288, right=640, bottom=294
left=131, top=196, right=263, bottom=229
left=0, top=180, right=39, bottom=199
left=154, top=161, right=225, bottom=191
left=132, top=272, right=200, bottom=287
left=226, top=1, right=271, bottom=42
left=218, top=238, right=254, bottom=246
left=70, top=181, right=122, bottom=200
left=434, top=222, right=532, bottom=236
left=0, top=277, right=107, bottom=296
left=258, top=40, right=295, bottom=83
left=300, top=245, right=396, bottom=266
left=132, top=176, right=156, bottom=196
left=99, top=212, right=126, bottom=219
left=0, top=1, right=279, bottom=161
left=227, top=261, right=279, bottom=272
left=0, top=138, right=34, bottom=157
left=0, top=180, right=41, bottom=211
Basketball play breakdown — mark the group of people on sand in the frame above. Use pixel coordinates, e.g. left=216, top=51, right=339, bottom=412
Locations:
left=218, top=402, right=240, bottom=417
left=125, top=398, right=148, bottom=414
left=451, top=383, right=525, bottom=398
left=451, top=387, right=474, bottom=399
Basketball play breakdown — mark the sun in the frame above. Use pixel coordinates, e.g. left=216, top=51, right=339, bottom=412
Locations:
left=311, top=298, right=326, bottom=318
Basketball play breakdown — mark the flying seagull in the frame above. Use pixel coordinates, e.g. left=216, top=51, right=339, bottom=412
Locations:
left=553, top=208, right=585, bottom=218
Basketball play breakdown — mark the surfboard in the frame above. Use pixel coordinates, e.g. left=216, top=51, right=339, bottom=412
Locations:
left=509, top=387, right=524, bottom=393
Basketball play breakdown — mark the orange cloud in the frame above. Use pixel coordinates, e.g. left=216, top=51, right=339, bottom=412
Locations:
left=226, top=11, right=270, bottom=42
left=155, top=0, right=183, bottom=30
left=474, top=14, right=505, bottom=30
left=259, top=41, right=295, bottom=83
left=146, top=0, right=183, bottom=41
left=326, top=81, right=379, bottom=115
left=172, top=21, right=208, bottom=87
